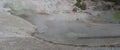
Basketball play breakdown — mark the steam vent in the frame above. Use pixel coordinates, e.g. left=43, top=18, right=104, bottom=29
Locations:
left=0, top=0, right=120, bottom=50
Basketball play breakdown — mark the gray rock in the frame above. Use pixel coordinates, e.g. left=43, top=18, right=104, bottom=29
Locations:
left=0, top=13, right=36, bottom=37
left=0, top=36, right=119, bottom=50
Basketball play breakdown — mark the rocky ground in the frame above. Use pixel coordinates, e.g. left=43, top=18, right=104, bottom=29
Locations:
left=0, top=0, right=120, bottom=50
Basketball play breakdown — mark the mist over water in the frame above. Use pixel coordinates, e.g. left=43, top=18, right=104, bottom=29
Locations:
left=1, top=0, right=120, bottom=46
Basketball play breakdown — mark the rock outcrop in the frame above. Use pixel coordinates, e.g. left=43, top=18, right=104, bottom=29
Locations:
left=0, top=13, right=36, bottom=37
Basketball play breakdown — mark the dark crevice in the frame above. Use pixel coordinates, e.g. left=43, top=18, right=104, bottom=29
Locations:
left=77, top=36, right=120, bottom=39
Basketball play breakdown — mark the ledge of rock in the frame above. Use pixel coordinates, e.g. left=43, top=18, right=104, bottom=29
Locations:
left=0, top=13, right=36, bottom=37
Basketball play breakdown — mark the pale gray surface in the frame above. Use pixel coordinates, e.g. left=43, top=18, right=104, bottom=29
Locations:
left=0, top=37, right=120, bottom=50
left=0, top=13, right=36, bottom=37
left=11, top=10, right=120, bottom=46
left=0, top=0, right=120, bottom=50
